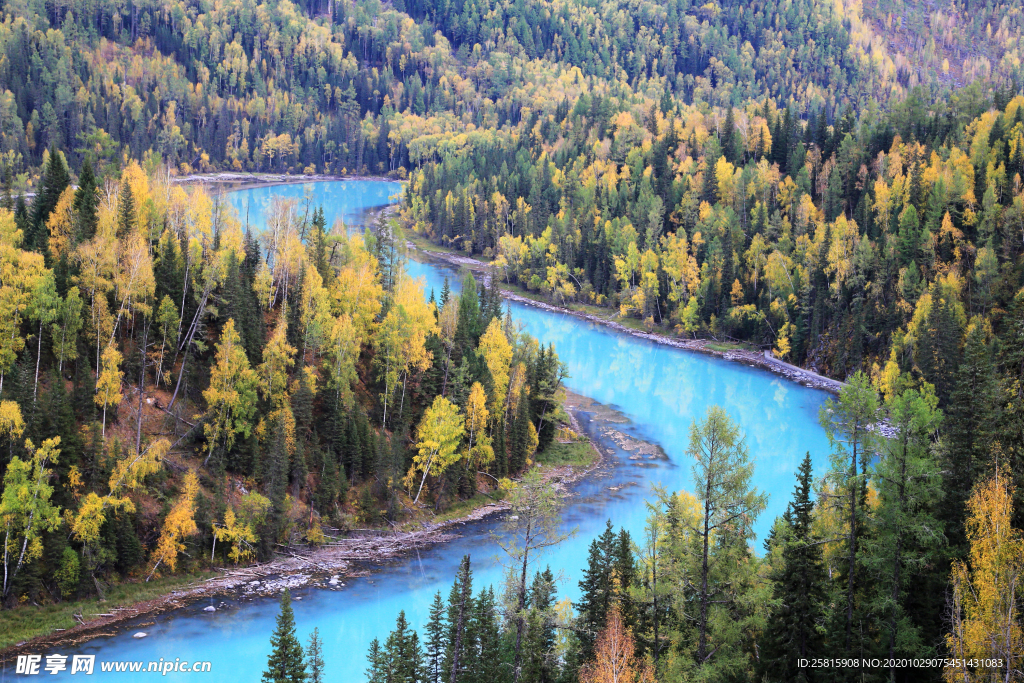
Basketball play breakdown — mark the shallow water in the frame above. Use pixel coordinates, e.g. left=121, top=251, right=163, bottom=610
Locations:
left=19, top=181, right=832, bottom=681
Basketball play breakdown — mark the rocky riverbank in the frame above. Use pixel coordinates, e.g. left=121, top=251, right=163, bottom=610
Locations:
left=0, top=408, right=600, bottom=660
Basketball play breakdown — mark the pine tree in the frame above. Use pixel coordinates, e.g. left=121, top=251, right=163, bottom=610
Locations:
left=73, top=159, right=99, bottom=243
left=759, top=453, right=826, bottom=682
left=819, top=372, right=878, bottom=658
left=116, top=178, right=137, bottom=239
left=945, top=317, right=998, bottom=551
left=443, top=556, right=473, bottom=683
left=866, top=385, right=944, bottom=678
left=305, top=627, right=324, bottom=683
left=575, top=521, right=617, bottom=661
left=384, top=611, right=425, bottom=683
left=261, top=590, right=308, bottom=683
left=424, top=591, right=447, bottom=683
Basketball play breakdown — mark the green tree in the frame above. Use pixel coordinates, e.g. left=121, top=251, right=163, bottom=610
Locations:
left=305, top=627, right=324, bottom=683
left=819, top=372, right=877, bottom=654
left=866, top=385, right=944, bottom=676
left=759, top=453, right=826, bottom=683
left=684, top=406, right=768, bottom=674
left=262, top=589, right=308, bottom=683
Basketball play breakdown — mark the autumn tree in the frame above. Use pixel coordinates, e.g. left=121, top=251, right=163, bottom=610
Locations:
left=204, top=319, right=259, bottom=467
left=579, top=605, right=654, bottom=683
left=945, top=469, right=1024, bottom=683
left=0, top=437, right=61, bottom=598
left=147, top=468, right=199, bottom=580
left=94, top=345, right=123, bottom=438
left=408, top=396, right=465, bottom=504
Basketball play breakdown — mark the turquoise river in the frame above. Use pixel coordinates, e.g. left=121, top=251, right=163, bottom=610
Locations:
left=12, top=180, right=834, bottom=681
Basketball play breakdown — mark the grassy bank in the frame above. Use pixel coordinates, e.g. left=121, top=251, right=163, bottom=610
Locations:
left=0, top=572, right=216, bottom=652
left=536, top=440, right=597, bottom=467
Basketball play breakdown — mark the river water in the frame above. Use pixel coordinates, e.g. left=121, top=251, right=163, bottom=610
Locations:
left=17, top=181, right=832, bottom=681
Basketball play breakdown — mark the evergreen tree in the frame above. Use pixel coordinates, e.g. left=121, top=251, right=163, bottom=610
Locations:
left=945, top=317, right=999, bottom=551
left=305, top=628, right=324, bottom=683
left=759, top=453, right=826, bottom=683
left=116, top=178, right=137, bottom=239
left=819, top=373, right=878, bottom=658
left=575, top=521, right=617, bottom=661
left=866, top=385, right=944, bottom=679
left=261, top=589, right=308, bottom=683
left=424, top=591, right=447, bottom=683
left=73, top=159, right=99, bottom=242
left=443, top=555, right=474, bottom=683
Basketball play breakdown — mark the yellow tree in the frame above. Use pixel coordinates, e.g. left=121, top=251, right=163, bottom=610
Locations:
left=95, top=346, right=123, bottom=438
left=147, top=469, right=200, bottom=580
left=1, top=437, right=62, bottom=598
left=324, top=313, right=358, bottom=406
left=374, top=272, right=437, bottom=426
left=204, top=319, right=259, bottom=466
left=465, top=382, right=494, bottom=470
left=258, top=319, right=296, bottom=407
left=407, top=395, right=465, bottom=504
left=45, top=186, right=76, bottom=261
left=580, top=605, right=655, bottom=683
left=299, top=264, right=332, bottom=363
left=945, top=468, right=1024, bottom=683
left=212, top=493, right=270, bottom=565
left=70, top=439, right=168, bottom=548
left=478, top=318, right=513, bottom=420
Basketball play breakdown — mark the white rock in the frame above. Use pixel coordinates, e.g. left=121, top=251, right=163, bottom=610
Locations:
left=133, top=632, right=147, bottom=639
left=203, top=606, right=216, bottom=612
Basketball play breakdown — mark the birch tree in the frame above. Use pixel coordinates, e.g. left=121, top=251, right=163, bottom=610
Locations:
left=0, top=437, right=61, bottom=598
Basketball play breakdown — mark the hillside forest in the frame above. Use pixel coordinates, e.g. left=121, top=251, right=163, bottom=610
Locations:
left=1, top=0, right=1024, bottom=681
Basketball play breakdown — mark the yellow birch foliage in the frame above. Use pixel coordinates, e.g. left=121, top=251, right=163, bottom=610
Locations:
left=945, top=469, right=1024, bottom=682
left=0, top=400, right=25, bottom=442
left=148, top=469, right=200, bottom=579
left=46, top=187, right=76, bottom=261
left=465, top=382, right=493, bottom=469
left=580, top=605, right=655, bottom=683
left=258, top=318, right=296, bottom=406
left=478, top=318, right=513, bottom=417
left=407, top=395, right=465, bottom=504
left=329, top=233, right=379, bottom=332
left=213, top=492, right=270, bottom=565
left=71, top=439, right=168, bottom=545
left=203, top=319, right=259, bottom=456
left=95, top=346, right=123, bottom=433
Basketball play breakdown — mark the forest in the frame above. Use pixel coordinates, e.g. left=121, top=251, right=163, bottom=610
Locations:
left=1, top=0, right=1024, bottom=680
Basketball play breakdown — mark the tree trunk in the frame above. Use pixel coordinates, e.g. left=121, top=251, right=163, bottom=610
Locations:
left=33, top=320, right=42, bottom=403
left=511, top=524, right=532, bottom=683
left=698, top=481, right=712, bottom=663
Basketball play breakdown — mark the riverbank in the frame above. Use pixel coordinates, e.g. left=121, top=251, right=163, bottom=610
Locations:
left=0, top=408, right=601, bottom=661
left=406, top=238, right=846, bottom=395
left=171, top=171, right=402, bottom=193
